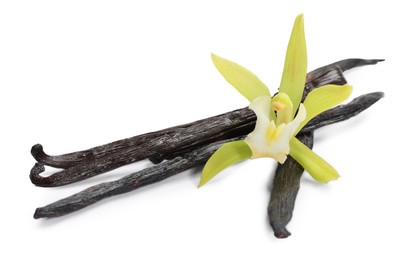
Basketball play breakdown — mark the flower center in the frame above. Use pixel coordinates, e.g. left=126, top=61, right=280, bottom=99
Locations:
left=244, top=94, right=307, bottom=163
left=271, top=93, right=293, bottom=125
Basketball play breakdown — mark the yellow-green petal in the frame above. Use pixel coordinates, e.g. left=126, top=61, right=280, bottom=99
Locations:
left=289, top=137, right=339, bottom=183
left=198, top=140, right=252, bottom=187
left=278, top=14, right=307, bottom=116
left=211, top=53, right=271, bottom=102
left=296, top=84, right=353, bottom=134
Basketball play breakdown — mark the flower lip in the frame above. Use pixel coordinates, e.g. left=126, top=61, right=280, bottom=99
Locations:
left=244, top=96, right=306, bottom=163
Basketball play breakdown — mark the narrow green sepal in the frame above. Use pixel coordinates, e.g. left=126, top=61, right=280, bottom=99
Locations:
left=198, top=140, right=252, bottom=187
left=289, top=137, right=340, bottom=183
left=211, top=53, right=271, bottom=102
left=296, top=84, right=353, bottom=134
left=278, top=14, right=307, bottom=116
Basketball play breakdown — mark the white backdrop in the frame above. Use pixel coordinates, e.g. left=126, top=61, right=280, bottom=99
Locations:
left=1, top=1, right=399, bottom=259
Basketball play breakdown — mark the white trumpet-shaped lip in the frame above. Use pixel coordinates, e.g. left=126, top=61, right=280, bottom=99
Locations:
left=244, top=96, right=306, bottom=163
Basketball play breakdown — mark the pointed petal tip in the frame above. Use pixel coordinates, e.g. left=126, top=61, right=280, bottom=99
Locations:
left=211, top=53, right=221, bottom=64
left=290, top=138, right=341, bottom=184
left=211, top=53, right=217, bottom=63
left=198, top=141, right=252, bottom=188
left=210, top=53, right=271, bottom=101
left=295, top=13, right=304, bottom=26
left=297, top=13, right=304, bottom=20
left=321, top=173, right=340, bottom=184
left=211, top=53, right=226, bottom=63
left=197, top=179, right=207, bottom=188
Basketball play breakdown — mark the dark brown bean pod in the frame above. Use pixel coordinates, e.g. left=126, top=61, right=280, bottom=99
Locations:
left=30, top=130, right=171, bottom=169
left=30, top=108, right=255, bottom=187
left=31, top=59, right=356, bottom=170
left=303, top=59, right=383, bottom=99
left=30, top=110, right=252, bottom=169
left=30, top=59, right=377, bottom=187
left=30, top=111, right=255, bottom=169
left=30, top=65, right=348, bottom=187
left=301, top=92, right=384, bottom=133
left=33, top=91, right=383, bottom=219
left=31, top=59, right=382, bottom=170
left=266, top=58, right=384, bottom=238
left=268, top=132, right=314, bottom=238
left=33, top=137, right=243, bottom=219
left=308, top=59, right=384, bottom=78
left=268, top=92, right=384, bottom=238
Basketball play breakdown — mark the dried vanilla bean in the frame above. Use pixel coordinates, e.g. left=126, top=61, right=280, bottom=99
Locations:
left=30, top=108, right=255, bottom=187
left=33, top=137, right=243, bottom=219
left=268, top=91, right=384, bottom=238
left=30, top=66, right=346, bottom=187
left=33, top=91, right=383, bottom=219
left=31, top=60, right=353, bottom=170
left=30, top=109, right=252, bottom=169
left=30, top=60, right=382, bottom=187
left=30, top=131, right=170, bottom=169
left=308, top=58, right=384, bottom=77
left=301, top=92, right=384, bottom=133
left=266, top=59, right=384, bottom=238
left=268, top=132, right=314, bottom=238
left=31, top=59, right=381, bottom=170
left=151, top=92, right=384, bottom=163
left=303, top=58, right=383, bottom=99
left=31, top=58, right=384, bottom=242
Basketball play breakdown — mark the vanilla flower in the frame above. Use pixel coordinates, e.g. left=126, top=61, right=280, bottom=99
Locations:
left=199, top=14, right=352, bottom=187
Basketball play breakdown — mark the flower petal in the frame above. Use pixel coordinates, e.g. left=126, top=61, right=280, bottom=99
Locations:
left=245, top=96, right=276, bottom=159
left=198, top=140, right=252, bottom=187
left=278, top=14, right=307, bottom=116
left=288, top=103, right=307, bottom=136
left=249, top=96, right=272, bottom=134
left=296, top=84, right=353, bottom=134
left=289, top=137, right=340, bottom=183
left=211, top=53, right=271, bottom=102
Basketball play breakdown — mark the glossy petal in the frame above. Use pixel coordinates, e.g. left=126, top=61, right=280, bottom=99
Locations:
left=278, top=14, right=307, bottom=116
left=211, top=53, right=270, bottom=102
left=289, top=137, right=340, bottom=183
left=296, top=84, right=353, bottom=134
left=198, top=140, right=252, bottom=187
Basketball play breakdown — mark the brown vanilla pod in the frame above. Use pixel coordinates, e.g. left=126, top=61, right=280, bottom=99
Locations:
left=33, top=92, right=383, bottom=219
left=30, top=64, right=347, bottom=187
